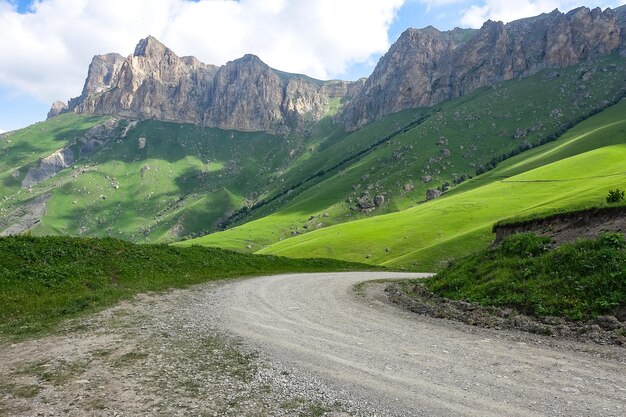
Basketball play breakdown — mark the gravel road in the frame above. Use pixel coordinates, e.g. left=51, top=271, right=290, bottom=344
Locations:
left=205, top=272, right=626, bottom=417
left=1, top=272, right=624, bottom=416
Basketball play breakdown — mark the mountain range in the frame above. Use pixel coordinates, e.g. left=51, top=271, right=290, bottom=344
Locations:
left=50, top=6, right=626, bottom=132
left=2, top=5, right=626, bottom=269
left=47, top=36, right=358, bottom=134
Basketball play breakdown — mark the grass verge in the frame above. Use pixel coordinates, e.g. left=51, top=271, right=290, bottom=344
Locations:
left=0, top=235, right=380, bottom=338
left=421, top=233, right=626, bottom=321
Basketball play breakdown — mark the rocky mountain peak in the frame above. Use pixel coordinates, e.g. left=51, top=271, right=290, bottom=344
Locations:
left=339, top=5, right=626, bottom=130
left=237, top=54, right=265, bottom=65
left=133, top=35, right=170, bottom=58
left=51, top=36, right=356, bottom=134
left=49, top=5, right=626, bottom=134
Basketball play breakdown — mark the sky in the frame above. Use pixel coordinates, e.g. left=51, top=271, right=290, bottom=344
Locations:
left=1, top=0, right=625, bottom=132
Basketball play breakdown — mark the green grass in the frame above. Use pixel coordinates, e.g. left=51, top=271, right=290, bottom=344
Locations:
left=494, top=202, right=626, bottom=229
left=421, top=232, right=626, bottom=320
left=0, top=235, right=380, bottom=339
left=0, top=114, right=107, bottom=195
left=3, top=54, right=626, bottom=275
left=187, top=54, right=626, bottom=254
left=254, top=99, right=626, bottom=270
left=0, top=117, right=306, bottom=242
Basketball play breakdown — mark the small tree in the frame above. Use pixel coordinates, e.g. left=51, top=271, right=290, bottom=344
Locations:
left=606, top=189, right=625, bottom=204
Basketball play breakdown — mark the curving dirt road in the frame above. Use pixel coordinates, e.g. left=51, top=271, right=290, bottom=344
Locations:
left=207, top=272, right=625, bottom=417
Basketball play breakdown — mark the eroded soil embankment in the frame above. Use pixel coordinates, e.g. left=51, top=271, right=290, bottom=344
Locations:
left=493, top=206, right=626, bottom=246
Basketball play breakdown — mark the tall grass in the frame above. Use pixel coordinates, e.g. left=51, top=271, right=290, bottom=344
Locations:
left=424, top=233, right=626, bottom=320
left=0, top=235, right=378, bottom=338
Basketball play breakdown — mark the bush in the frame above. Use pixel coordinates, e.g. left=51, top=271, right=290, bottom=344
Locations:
left=606, top=189, right=625, bottom=204
left=599, top=232, right=626, bottom=249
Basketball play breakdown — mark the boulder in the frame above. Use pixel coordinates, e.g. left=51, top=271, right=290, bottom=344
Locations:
left=426, top=189, right=443, bottom=200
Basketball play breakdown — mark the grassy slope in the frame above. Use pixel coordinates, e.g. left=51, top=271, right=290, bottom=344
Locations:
left=0, top=113, right=107, bottom=194
left=0, top=118, right=310, bottom=242
left=0, top=235, right=378, bottom=338
left=256, top=100, right=626, bottom=270
left=422, top=233, right=626, bottom=320
left=3, top=55, right=626, bottom=253
left=175, top=109, right=427, bottom=250
left=184, top=54, right=626, bottom=253
left=38, top=120, right=295, bottom=242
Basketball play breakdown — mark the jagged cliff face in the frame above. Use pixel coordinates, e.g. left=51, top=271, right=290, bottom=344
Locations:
left=57, top=37, right=353, bottom=133
left=52, top=6, right=626, bottom=133
left=73, top=38, right=217, bottom=126
left=340, top=6, right=626, bottom=130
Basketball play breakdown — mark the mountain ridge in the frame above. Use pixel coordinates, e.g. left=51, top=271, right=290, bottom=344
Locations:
left=49, top=36, right=355, bottom=134
left=340, top=6, right=626, bottom=129
left=49, top=6, right=626, bottom=134
left=7, top=4, right=624, bottom=261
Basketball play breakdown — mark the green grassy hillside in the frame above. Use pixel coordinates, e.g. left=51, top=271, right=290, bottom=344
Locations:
left=420, top=232, right=626, bottom=320
left=254, top=99, right=626, bottom=270
left=0, top=113, right=107, bottom=193
left=3, top=54, right=626, bottom=261
left=1, top=117, right=319, bottom=242
left=184, top=54, right=626, bottom=253
left=0, top=235, right=377, bottom=338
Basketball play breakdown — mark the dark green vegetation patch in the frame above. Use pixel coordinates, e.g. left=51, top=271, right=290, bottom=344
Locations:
left=0, top=236, right=378, bottom=338
left=423, top=233, right=626, bottom=321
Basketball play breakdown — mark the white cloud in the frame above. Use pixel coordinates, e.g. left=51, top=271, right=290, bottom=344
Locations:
left=0, top=128, right=5, bottom=134
left=0, top=0, right=405, bottom=103
left=460, top=0, right=626, bottom=28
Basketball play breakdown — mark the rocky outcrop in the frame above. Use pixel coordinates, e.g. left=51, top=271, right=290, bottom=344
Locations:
left=426, top=189, right=442, bottom=200
left=21, top=118, right=120, bottom=188
left=47, top=101, right=68, bottom=118
left=22, top=148, right=75, bottom=188
left=0, top=193, right=51, bottom=236
left=52, top=36, right=355, bottom=134
left=70, top=53, right=127, bottom=107
left=340, top=6, right=625, bottom=130
left=71, top=38, right=218, bottom=126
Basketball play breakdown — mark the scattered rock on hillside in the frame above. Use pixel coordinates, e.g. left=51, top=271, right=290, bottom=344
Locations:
left=513, top=128, right=528, bottom=139
left=356, top=191, right=375, bottom=211
left=426, top=189, right=442, bottom=200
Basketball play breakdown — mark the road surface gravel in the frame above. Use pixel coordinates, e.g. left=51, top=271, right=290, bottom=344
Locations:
left=204, top=272, right=625, bottom=417
left=1, top=272, right=624, bottom=416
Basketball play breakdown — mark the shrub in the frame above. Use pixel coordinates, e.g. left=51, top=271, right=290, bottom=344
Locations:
left=599, top=232, right=626, bottom=249
left=606, top=189, right=625, bottom=204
